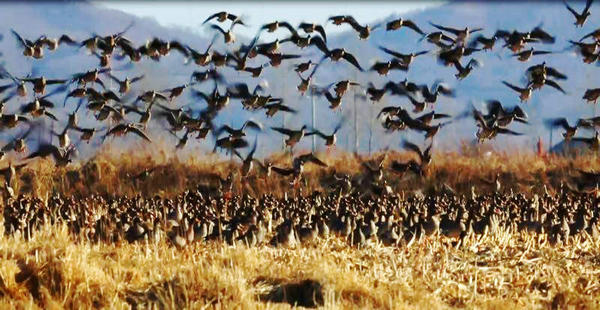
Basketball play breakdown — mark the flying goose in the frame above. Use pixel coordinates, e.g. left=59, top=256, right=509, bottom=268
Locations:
left=429, top=22, right=483, bottom=43
left=544, top=117, right=589, bottom=140
left=583, top=88, right=600, bottom=104
left=319, top=48, right=364, bottom=71
left=108, top=74, right=144, bottom=94
left=452, top=58, right=482, bottom=80
left=378, top=46, right=428, bottom=66
left=298, top=22, right=328, bottom=42
left=271, top=125, right=308, bottom=148
left=305, top=119, right=344, bottom=147
left=258, top=21, right=296, bottom=35
left=512, top=47, right=552, bottom=62
left=216, top=120, right=263, bottom=138
left=233, top=139, right=258, bottom=177
left=385, top=18, right=424, bottom=35
left=502, top=81, right=533, bottom=102
left=565, top=0, right=593, bottom=27
left=105, top=123, right=152, bottom=142
left=27, top=143, right=75, bottom=167
left=203, top=12, right=244, bottom=25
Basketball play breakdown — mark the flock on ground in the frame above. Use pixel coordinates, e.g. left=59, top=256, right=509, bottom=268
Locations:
left=0, top=2, right=599, bottom=194
left=3, top=183, right=600, bottom=247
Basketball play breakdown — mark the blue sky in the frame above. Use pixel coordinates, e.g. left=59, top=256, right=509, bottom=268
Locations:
left=101, top=1, right=441, bottom=38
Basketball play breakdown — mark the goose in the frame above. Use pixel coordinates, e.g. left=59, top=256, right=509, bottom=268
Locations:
left=187, top=38, right=216, bottom=66
left=314, top=87, right=343, bottom=110
left=452, top=58, right=482, bottom=80
left=213, top=135, right=248, bottom=154
left=210, top=22, right=242, bottom=44
left=320, top=48, right=363, bottom=71
left=471, top=106, right=522, bottom=143
left=227, top=37, right=260, bottom=71
left=502, top=81, right=533, bottom=102
left=20, top=85, right=65, bottom=119
left=11, top=30, right=45, bottom=58
left=569, top=40, right=599, bottom=57
left=233, top=139, right=258, bottom=177
left=244, top=63, right=270, bottom=78
left=1, top=113, right=29, bottom=129
left=123, top=102, right=154, bottom=129
left=39, top=34, right=78, bottom=51
left=108, top=74, right=144, bottom=94
left=341, top=16, right=382, bottom=40
left=468, top=33, right=503, bottom=51
left=1, top=127, right=35, bottom=154
left=71, top=68, right=110, bottom=87
left=420, top=31, right=455, bottom=45
left=263, top=103, right=296, bottom=118
left=298, top=22, right=328, bottom=42
left=105, top=123, right=152, bottom=142
left=416, top=111, right=451, bottom=126
left=305, top=120, right=344, bottom=147
left=419, top=80, right=455, bottom=104
left=260, top=52, right=302, bottom=67
left=378, top=46, right=428, bottom=66
left=296, top=63, right=320, bottom=95
left=271, top=125, right=308, bottom=147
left=136, top=90, right=168, bottom=104
left=161, top=83, right=195, bottom=102
left=333, top=80, right=361, bottom=97
left=216, top=120, right=262, bottom=139
left=26, top=143, right=75, bottom=166
left=73, top=126, right=103, bottom=143
left=438, top=45, right=481, bottom=66
left=272, top=152, right=327, bottom=182
left=484, top=100, right=528, bottom=126
left=367, top=81, right=406, bottom=102
left=203, top=11, right=244, bottom=25
left=258, top=21, right=296, bottom=35
left=565, top=0, right=593, bottom=27
left=21, top=76, right=68, bottom=95
left=583, top=88, right=600, bottom=104
left=385, top=18, right=424, bottom=35
left=512, top=47, right=552, bottom=62
left=370, top=59, right=409, bottom=76
left=147, top=38, right=189, bottom=57
left=402, top=139, right=432, bottom=170
left=429, top=22, right=483, bottom=43
left=328, top=15, right=349, bottom=25
left=544, top=117, right=589, bottom=140
left=190, top=69, right=223, bottom=84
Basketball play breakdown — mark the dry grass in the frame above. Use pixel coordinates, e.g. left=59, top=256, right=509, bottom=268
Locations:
left=4, top=141, right=600, bottom=199
left=1, top=222, right=599, bottom=309
left=2, top=145, right=600, bottom=308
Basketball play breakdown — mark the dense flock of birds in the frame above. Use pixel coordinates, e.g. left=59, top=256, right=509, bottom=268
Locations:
left=1, top=3, right=600, bottom=245
left=4, top=187, right=600, bottom=247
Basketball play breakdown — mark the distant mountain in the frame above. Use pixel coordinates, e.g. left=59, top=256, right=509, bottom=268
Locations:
left=0, top=0, right=598, bottom=157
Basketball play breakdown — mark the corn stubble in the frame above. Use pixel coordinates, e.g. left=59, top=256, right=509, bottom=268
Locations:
left=1, top=143, right=600, bottom=308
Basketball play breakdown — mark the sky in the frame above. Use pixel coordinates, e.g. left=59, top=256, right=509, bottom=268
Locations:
left=100, top=1, right=441, bottom=38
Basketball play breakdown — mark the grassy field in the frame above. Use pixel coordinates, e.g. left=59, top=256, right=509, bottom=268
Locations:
left=1, top=223, right=599, bottom=309
left=1, top=145, right=600, bottom=309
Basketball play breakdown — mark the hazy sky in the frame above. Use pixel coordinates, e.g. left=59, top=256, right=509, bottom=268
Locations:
left=101, top=1, right=441, bottom=38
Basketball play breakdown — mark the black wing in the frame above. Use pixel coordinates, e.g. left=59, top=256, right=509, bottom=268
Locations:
left=342, top=52, right=364, bottom=71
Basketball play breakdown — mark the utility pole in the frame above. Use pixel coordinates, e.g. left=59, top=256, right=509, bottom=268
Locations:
left=353, top=91, right=358, bottom=154
left=311, top=86, right=316, bottom=152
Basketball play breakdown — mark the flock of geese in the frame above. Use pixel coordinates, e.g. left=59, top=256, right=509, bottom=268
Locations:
left=0, top=3, right=598, bottom=199
left=3, top=185, right=600, bottom=247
